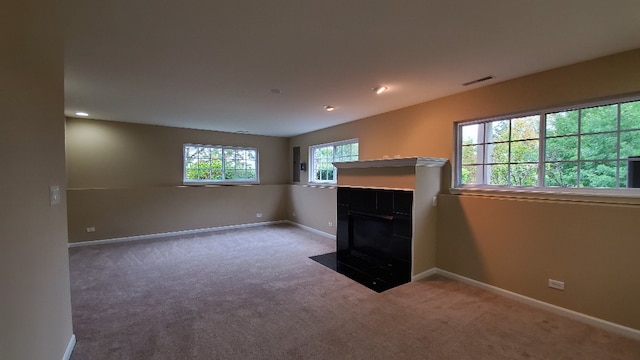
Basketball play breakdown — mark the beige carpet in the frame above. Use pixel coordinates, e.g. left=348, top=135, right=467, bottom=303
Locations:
left=68, top=223, right=640, bottom=359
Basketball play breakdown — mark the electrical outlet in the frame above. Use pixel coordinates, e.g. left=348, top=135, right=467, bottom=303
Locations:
left=328, top=221, right=333, bottom=227
left=292, top=212, right=296, bottom=217
left=548, top=279, right=565, bottom=290
left=256, top=213, right=263, bottom=218
left=86, top=227, right=96, bottom=233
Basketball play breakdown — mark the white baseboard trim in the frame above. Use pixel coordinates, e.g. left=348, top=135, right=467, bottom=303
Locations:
left=412, top=267, right=438, bottom=281
left=62, top=334, right=76, bottom=360
left=68, top=221, right=288, bottom=248
left=434, top=268, right=640, bottom=341
left=285, top=220, right=336, bottom=240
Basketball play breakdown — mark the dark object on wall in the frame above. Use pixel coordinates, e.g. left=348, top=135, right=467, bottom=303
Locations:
left=300, top=162, right=306, bottom=171
left=629, top=156, right=640, bottom=188
left=293, top=147, right=300, bottom=182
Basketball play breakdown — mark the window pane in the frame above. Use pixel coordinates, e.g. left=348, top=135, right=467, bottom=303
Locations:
left=546, top=110, right=578, bottom=137
left=461, top=145, right=480, bottom=165
left=580, top=133, right=617, bottom=160
left=581, top=104, right=617, bottom=134
left=511, top=116, right=539, bottom=141
left=510, top=140, right=538, bottom=163
left=545, top=136, right=578, bottom=161
left=620, top=162, right=628, bottom=188
left=510, top=164, right=538, bottom=186
left=487, top=164, right=508, bottom=185
left=461, top=165, right=481, bottom=184
left=335, top=143, right=357, bottom=162
left=545, top=110, right=578, bottom=136
left=545, top=162, right=578, bottom=187
left=461, top=124, right=481, bottom=145
left=621, top=100, right=640, bottom=130
left=620, top=130, right=640, bottom=159
left=487, top=120, right=509, bottom=142
left=486, top=142, right=508, bottom=164
left=210, top=148, right=223, bottom=180
left=579, top=161, right=617, bottom=188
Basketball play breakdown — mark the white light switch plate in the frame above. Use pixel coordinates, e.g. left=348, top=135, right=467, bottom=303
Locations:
left=50, top=185, right=61, bottom=206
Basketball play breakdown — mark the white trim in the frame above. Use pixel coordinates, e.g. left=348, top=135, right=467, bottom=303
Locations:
left=450, top=186, right=640, bottom=205
left=68, top=221, right=287, bottom=248
left=62, top=334, right=76, bottom=360
left=334, top=156, right=447, bottom=169
left=434, top=268, right=640, bottom=341
left=284, top=220, right=336, bottom=240
left=183, top=143, right=259, bottom=184
left=411, top=267, right=437, bottom=281
left=309, top=138, right=359, bottom=184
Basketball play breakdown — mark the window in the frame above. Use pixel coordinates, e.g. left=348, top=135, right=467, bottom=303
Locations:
left=456, top=97, right=640, bottom=191
left=184, top=144, right=258, bottom=184
left=309, top=139, right=358, bottom=183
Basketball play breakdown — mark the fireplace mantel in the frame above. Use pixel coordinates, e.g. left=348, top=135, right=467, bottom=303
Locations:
left=334, top=157, right=447, bottom=169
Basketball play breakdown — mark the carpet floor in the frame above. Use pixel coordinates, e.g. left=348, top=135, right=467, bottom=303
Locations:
left=69, top=223, right=640, bottom=359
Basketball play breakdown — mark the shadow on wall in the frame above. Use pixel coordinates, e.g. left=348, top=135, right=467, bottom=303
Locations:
left=436, top=194, right=487, bottom=280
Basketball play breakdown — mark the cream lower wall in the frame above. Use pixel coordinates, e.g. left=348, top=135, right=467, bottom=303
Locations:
left=437, top=194, right=640, bottom=330
left=287, top=185, right=337, bottom=237
left=68, top=185, right=288, bottom=242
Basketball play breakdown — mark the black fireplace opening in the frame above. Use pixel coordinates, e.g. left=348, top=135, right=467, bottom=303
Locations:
left=349, top=211, right=394, bottom=266
left=310, top=187, right=413, bottom=292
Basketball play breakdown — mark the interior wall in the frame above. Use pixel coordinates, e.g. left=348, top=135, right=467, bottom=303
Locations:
left=66, top=118, right=290, bottom=242
left=437, top=194, right=640, bottom=330
left=0, top=1, right=74, bottom=359
left=287, top=48, right=640, bottom=330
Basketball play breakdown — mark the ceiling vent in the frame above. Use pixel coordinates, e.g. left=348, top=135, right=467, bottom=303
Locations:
left=462, top=76, right=494, bottom=86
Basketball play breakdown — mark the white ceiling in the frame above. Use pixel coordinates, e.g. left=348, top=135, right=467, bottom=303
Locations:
left=65, top=1, right=640, bottom=137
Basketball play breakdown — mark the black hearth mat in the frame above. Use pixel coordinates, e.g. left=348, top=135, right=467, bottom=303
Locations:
left=309, top=252, right=408, bottom=293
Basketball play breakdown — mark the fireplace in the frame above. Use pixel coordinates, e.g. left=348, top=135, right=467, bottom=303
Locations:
left=310, top=157, right=447, bottom=292
left=334, top=187, right=412, bottom=290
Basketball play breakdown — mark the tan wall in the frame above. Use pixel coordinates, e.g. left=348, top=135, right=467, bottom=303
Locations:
left=288, top=48, right=640, bottom=330
left=66, top=118, right=288, bottom=188
left=437, top=194, right=640, bottom=330
left=66, top=118, right=289, bottom=242
left=287, top=185, right=337, bottom=236
left=0, top=1, right=74, bottom=359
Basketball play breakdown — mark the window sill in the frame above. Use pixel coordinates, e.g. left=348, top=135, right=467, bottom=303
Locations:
left=450, top=186, right=640, bottom=206
left=182, top=181, right=260, bottom=186
left=297, top=183, right=337, bottom=189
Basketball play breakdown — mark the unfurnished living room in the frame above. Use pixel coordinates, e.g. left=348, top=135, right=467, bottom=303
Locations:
left=3, top=1, right=640, bottom=360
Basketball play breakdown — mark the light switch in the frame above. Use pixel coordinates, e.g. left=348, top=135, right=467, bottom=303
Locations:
left=50, top=185, right=61, bottom=206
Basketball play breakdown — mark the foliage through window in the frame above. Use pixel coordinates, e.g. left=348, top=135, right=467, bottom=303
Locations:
left=457, top=97, right=640, bottom=190
left=184, top=144, right=258, bottom=183
left=310, top=140, right=358, bottom=183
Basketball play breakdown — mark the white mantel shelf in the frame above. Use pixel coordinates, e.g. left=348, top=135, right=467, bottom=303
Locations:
left=334, top=157, right=447, bottom=169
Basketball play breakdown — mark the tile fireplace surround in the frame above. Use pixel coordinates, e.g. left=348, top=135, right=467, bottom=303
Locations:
left=313, top=157, right=447, bottom=292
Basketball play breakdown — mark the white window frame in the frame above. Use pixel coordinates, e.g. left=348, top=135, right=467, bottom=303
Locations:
left=454, top=95, right=640, bottom=201
left=183, top=144, right=259, bottom=185
left=309, top=139, right=359, bottom=184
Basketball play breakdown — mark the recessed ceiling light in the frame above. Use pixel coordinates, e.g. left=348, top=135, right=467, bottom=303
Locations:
left=75, top=112, right=89, bottom=117
left=373, top=86, right=388, bottom=94
left=324, top=105, right=335, bottom=112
